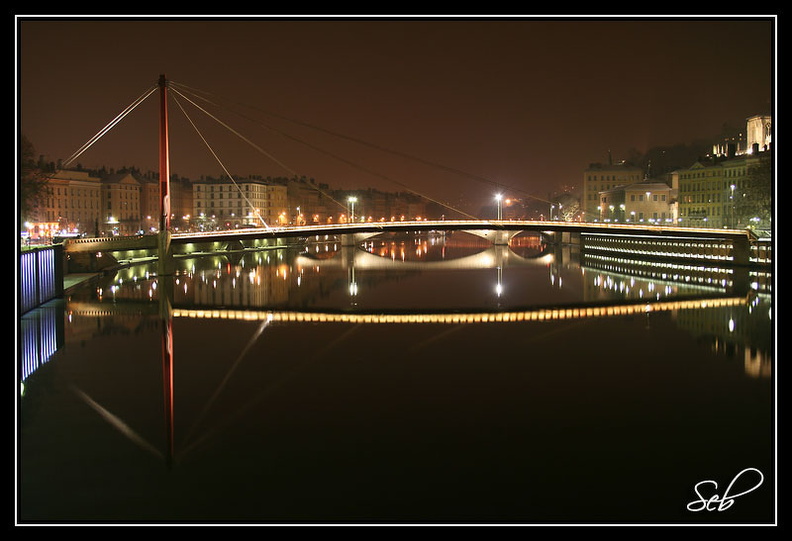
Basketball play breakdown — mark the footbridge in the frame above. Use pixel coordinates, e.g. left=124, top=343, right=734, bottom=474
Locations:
left=48, top=76, right=770, bottom=275
left=61, top=219, right=769, bottom=272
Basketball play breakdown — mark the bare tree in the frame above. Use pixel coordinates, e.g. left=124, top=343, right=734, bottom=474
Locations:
left=19, top=135, right=49, bottom=223
left=733, top=155, right=772, bottom=230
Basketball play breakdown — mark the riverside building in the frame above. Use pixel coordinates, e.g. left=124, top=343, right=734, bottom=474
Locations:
left=192, top=177, right=288, bottom=229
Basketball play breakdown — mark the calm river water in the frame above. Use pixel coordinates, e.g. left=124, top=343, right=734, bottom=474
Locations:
left=17, top=231, right=775, bottom=526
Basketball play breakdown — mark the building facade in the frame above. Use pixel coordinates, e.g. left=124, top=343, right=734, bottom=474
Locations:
left=101, top=172, right=142, bottom=235
left=46, top=169, right=102, bottom=236
left=169, top=178, right=195, bottom=231
left=677, top=113, right=772, bottom=229
left=138, top=176, right=160, bottom=232
left=746, top=114, right=772, bottom=152
left=676, top=161, right=727, bottom=228
left=287, top=179, right=338, bottom=224
left=587, top=114, right=772, bottom=229
left=192, top=177, right=289, bottom=229
left=677, top=149, right=772, bottom=229
left=598, top=181, right=675, bottom=223
left=582, top=159, right=644, bottom=221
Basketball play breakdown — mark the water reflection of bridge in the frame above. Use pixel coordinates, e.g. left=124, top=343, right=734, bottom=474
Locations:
left=77, top=239, right=770, bottom=314
left=55, top=237, right=767, bottom=337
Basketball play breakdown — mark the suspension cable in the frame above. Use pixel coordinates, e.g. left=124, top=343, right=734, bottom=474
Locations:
left=170, top=81, right=478, bottom=218
left=170, top=86, right=298, bottom=178
left=50, top=79, right=535, bottom=225
left=170, top=84, right=354, bottom=216
left=169, top=80, right=552, bottom=206
left=171, top=92, right=270, bottom=229
left=61, top=84, right=158, bottom=169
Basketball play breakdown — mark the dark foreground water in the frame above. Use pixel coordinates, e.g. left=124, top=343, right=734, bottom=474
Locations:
left=18, top=232, right=775, bottom=526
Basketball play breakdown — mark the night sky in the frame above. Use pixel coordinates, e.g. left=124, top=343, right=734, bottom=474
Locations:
left=17, top=16, right=774, bottom=212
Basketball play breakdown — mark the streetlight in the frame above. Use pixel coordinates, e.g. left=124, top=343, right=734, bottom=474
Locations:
left=495, top=193, right=503, bottom=220
left=347, top=196, right=358, bottom=223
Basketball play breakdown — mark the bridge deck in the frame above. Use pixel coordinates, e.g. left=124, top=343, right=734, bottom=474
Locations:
left=60, top=220, right=768, bottom=268
left=64, top=219, right=756, bottom=250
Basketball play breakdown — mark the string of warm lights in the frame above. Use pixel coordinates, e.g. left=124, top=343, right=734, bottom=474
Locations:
left=170, top=296, right=748, bottom=325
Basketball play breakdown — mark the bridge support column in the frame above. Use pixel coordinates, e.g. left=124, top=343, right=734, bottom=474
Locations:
left=157, top=230, right=175, bottom=276
left=543, top=231, right=560, bottom=245
left=492, top=230, right=512, bottom=246
left=561, top=231, right=576, bottom=244
left=732, top=236, right=751, bottom=266
left=731, top=267, right=751, bottom=296
left=225, top=239, right=245, bottom=252
left=340, top=231, right=381, bottom=247
left=462, top=229, right=521, bottom=245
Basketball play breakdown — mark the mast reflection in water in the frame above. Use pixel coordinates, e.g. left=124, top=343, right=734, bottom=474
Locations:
left=18, top=231, right=774, bottom=525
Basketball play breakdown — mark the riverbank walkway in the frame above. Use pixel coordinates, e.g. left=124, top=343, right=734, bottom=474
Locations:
left=63, top=273, right=100, bottom=294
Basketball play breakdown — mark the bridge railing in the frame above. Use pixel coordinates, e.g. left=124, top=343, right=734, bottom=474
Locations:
left=19, top=244, right=64, bottom=314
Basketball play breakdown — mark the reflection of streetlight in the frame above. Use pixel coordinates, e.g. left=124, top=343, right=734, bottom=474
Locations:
left=495, top=266, right=503, bottom=297
left=348, top=266, right=358, bottom=307
left=495, top=193, right=503, bottom=220
left=347, top=196, right=358, bottom=222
